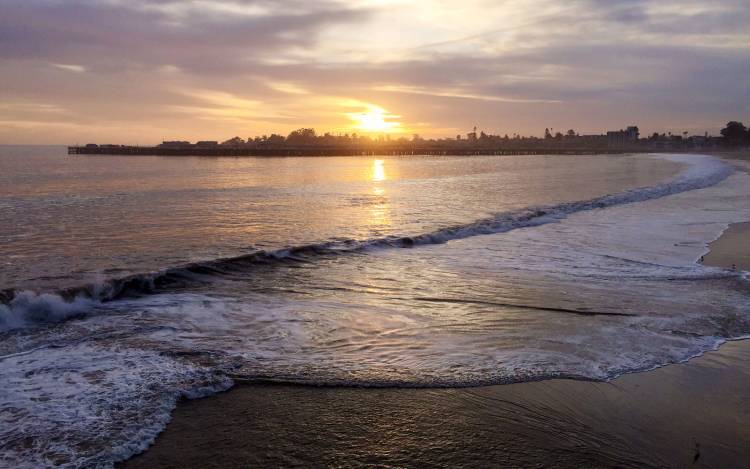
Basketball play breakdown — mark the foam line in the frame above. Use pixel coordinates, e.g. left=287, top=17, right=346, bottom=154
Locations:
left=0, top=154, right=734, bottom=331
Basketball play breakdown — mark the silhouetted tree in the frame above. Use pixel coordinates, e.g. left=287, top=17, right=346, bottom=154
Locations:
left=146, top=119, right=749, bottom=154
left=265, top=134, right=285, bottom=145
left=286, top=128, right=316, bottom=145
left=720, top=121, right=749, bottom=144
left=221, top=136, right=245, bottom=147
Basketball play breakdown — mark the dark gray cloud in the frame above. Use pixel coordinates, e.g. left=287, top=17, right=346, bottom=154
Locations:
left=0, top=0, right=371, bottom=73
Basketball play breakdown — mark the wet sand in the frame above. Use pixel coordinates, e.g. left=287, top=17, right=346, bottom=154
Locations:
left=703, top=222, right=750, bottom=272
left=703, top=151, right=750, bottom=272
left=121, top=154, right=750, bottom=469
left=122, top=341, right=750, bottom=468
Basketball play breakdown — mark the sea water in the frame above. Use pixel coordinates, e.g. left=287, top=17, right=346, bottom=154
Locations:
left=1, top=147, right=749, bottom=467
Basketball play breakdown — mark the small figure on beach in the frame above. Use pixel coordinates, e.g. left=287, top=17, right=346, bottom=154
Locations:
left=731, top=264, right=737, bottom=271
left=700, top=256, right=704, bottom=262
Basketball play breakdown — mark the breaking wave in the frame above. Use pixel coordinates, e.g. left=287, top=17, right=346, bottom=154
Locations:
left=0, top=155, right=736, bottom=332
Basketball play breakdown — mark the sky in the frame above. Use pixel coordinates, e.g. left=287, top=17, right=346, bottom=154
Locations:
left=0, top=0, right=748, bottom=144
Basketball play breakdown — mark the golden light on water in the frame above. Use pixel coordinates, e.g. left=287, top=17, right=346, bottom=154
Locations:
left=372, top=159, right=386, bottom=182
left=368, top=159, right=390, bottom=230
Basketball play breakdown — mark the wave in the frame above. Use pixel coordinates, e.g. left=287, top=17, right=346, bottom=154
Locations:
left=0, top=291, right=97, bottom=331
left=226, top=336, right=750, bottom=389
left=0, top=154, right=736, bottom=332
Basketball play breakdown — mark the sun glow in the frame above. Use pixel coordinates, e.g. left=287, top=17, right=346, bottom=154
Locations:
left=344, top=102, right=402, bottom=133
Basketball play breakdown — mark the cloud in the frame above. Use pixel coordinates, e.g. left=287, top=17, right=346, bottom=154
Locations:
left=51, top=63, right=86, bottom=73
left=267, top=82, right=310, bottom=95
left=170, top=88, right=295, bottom=123
left=0, top=0, right=748, bottom=143
left=0, top=101, right=67, bottom=114
left=373, top=85, right=562, bottom=104
left=0, top=0, right=374, bottom=73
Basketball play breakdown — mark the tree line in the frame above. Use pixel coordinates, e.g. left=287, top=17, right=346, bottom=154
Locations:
left=155, top=121, right=749, bottom=150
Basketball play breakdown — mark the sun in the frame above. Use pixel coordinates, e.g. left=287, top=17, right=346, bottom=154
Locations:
left=344, top=101, right=402, bottom=133
left=356, top=111, right=391, bottom=132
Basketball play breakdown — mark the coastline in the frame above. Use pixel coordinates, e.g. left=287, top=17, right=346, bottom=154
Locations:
left=702, top=222, right=750, bottom=272
left=121, top=345, right=750, bottom=468
left=121, top=222, right=750, bottom=469
left=699, top=151, right=750, bottom=272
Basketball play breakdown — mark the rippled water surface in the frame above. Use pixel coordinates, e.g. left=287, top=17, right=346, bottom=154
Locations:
left=1, top=146, right=678, bottom=291
left=1, top=146, right=749, bottom=467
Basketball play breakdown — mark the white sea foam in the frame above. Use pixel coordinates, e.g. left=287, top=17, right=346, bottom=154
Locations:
left=0, top=291, right=97, bottom=331
left=0, top=342, right=231, bottom=468
left=2, top=154, right=750, bottom=467
left=394, top=154, right=733, bottom=248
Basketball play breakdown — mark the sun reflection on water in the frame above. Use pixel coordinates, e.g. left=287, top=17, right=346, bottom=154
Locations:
left=372, top=159, right=386, bottom=182
left=369, top=159, right=391, bottom=231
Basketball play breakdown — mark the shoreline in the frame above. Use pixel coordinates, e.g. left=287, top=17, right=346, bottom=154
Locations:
left=702, top=151, right=750, bottom=272
left=119, top=152, right=750, bottom=468
left=121, top=343, right=750, bottom=468
left=701, top=222, right=750, bottom=272
left=121, top=220, right=750, bottom=468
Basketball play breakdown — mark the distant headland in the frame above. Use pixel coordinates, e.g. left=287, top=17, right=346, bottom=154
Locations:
left=69, top=121, right=750, bottom=157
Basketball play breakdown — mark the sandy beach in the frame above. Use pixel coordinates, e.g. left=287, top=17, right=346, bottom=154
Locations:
left=120, top=153, right=750, bottom=469
left=703, top=151, right=750, bottom=272
left=703, top=222, right=750, bottom=271
left=122, top=340, right=750, bottom=468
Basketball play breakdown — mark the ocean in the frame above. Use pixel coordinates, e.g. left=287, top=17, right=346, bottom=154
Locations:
left=1, top=147, right=750, bottom=467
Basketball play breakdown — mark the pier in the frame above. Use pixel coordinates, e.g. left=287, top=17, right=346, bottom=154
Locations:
left=68, top=145, right=639, bottom=157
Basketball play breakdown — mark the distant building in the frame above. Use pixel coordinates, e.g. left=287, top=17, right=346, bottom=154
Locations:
left=626, top=126, right=639, bottom=140
left=576, top=134, right=608, bottom=147
left=195, top=141, right=219, bottom=148
left=159, top=140, right=191, bottom=148
left=607, top=126, right=639, bottom=146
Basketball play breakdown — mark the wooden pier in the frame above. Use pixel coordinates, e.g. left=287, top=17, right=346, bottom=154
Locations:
left=68, top=145, right=640, bottom=157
